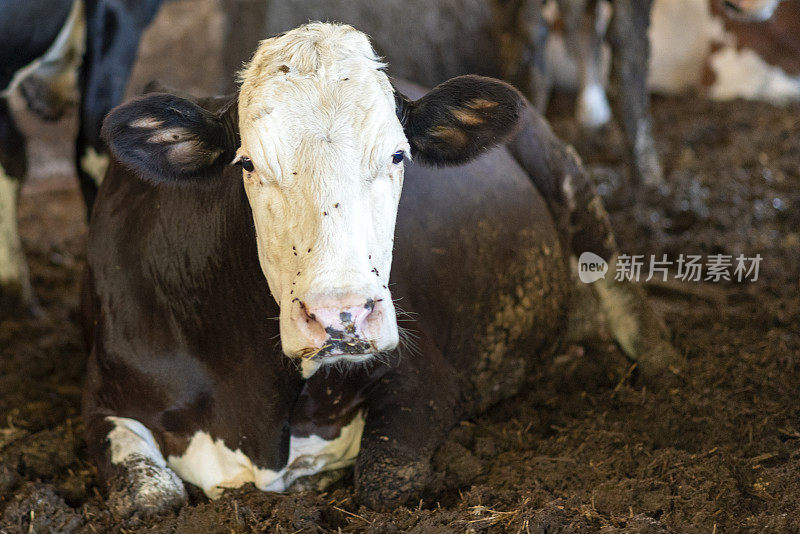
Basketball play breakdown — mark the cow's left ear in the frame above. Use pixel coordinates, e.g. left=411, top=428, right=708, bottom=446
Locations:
left=397, top=75, right=525, bottom=166
left=101, top=93, right=239, bottom=183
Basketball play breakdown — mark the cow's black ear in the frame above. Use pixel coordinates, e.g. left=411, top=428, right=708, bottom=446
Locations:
left=399, top=75, right=525, bottom=166
left=101, top=93, right=239, bottom=183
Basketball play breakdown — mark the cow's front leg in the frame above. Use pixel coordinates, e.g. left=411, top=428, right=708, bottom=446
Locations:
left=355, top=335, right=463, bottom=510
left=0, top=99, right=34, bottom=316
left=86, top=415, right=186, bottom=518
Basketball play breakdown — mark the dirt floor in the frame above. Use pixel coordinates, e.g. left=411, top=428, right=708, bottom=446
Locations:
left=2, top=3, right=800, bottom=533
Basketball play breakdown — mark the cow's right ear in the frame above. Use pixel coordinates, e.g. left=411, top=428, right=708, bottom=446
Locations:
left=396, top=75, right=524, bottom=166
left=101, top=93, right=239, bottom=183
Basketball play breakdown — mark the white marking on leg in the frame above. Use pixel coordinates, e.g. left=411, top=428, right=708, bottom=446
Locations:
left=577, top=83, right=611, bottom=129
left=107, top=416, right=165, bottom=465
left=80, top=146, right=110, bottom=186
left=167, top=430, right=280, bottom=498
left=105, top=416, right=187, bottom=504
left=726, top=0, right=782, bottom=21
left=167, top=411, right=365, bottom=498
left=282, top=410, right=365, bottom=488
left=575, top=1, right=611, bottom=129
left=0, top=170, right=26, bottom=287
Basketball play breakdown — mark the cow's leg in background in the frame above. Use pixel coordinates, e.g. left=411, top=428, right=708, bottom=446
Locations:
left=0, top=100, right=34, bottom=315
left=558, top=0, right=612, bottom=129
left=608, top=0, right=664, bottom=188
left=506, top=102, right=681, bottom=380
left=222, top=0, right=268, bottom=92
left=0, top=0, right=87, bottom=316
left=76, top=0, right=164, bottom=215
left=15, top=0, right=85, bottom=122
left=493, top=0, right=552, bottom=111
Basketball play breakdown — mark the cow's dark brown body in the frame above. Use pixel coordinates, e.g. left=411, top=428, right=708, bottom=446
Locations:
left=83, top=77, right=677, bottom=513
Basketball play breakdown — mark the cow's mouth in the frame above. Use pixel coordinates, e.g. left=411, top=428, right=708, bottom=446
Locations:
left=297, top=330, right=378, bottom=362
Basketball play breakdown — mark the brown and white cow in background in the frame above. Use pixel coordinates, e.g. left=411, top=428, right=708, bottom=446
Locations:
left=85, top=22, right=680, bottom=517
left=650, top=0, right=800, bottom=102
left=549, top=0, right=800, bottom=108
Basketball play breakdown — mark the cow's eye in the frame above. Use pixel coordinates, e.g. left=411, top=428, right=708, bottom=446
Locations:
left=236, top=156, right=255, bottom=173
left=392, top=150, right=405, bottom=165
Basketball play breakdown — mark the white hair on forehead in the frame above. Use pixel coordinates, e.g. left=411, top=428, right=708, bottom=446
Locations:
left=238, top=22, right=391, bottom=123
left=236, top=22, right=402, bottom=181
left=244, top=22, right=385, bottom=76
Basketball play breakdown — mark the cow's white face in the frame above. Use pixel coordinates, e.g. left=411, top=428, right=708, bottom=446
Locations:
left=237, top=24, right=406, bottom=375
left=722, top=0, right=782, bottom=20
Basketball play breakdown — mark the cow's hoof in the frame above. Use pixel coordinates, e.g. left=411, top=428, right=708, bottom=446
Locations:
left=355, top=455, right=431, bottom=511
left=289, top=467, right=349, bottom=492
left=106, top=454, right=186, bottom=519
left=635, top=337, right=684, bottom=387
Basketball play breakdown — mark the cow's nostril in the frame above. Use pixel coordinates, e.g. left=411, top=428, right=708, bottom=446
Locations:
left=293, top=295, right=386, bottom=355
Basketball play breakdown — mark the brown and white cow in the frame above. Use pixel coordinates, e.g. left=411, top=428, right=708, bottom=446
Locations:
left=649, top=0, right=800, bottom=102
left=84, top=23, right=679, bottom=516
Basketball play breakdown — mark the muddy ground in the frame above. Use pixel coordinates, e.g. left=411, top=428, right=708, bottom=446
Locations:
left=2, top=2, right=800, bottom=533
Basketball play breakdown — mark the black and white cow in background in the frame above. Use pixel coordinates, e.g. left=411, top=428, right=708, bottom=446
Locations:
left=0, top=0, right=163, bottom=314
left=0, top=0, right=85, bottom=312
left=85, top=23, right=680, bottom=517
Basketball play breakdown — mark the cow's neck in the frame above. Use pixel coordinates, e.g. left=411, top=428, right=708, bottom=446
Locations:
left=133, top=168, right=280, bottom=337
